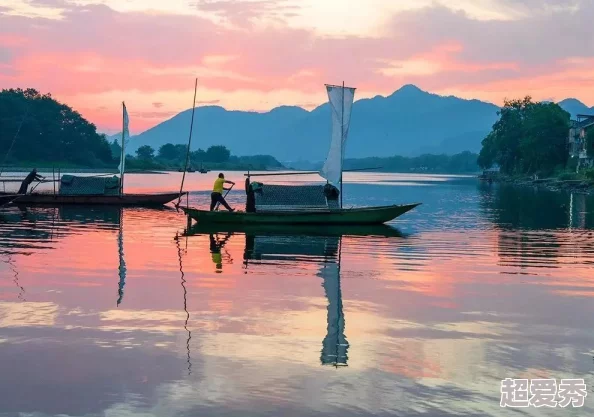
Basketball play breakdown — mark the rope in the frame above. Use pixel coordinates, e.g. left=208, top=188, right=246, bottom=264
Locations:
left=176, top=78, right=198, bottom=208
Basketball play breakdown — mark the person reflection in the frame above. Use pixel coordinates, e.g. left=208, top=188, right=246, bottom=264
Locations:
left=209, top=233, right=232, bottom=273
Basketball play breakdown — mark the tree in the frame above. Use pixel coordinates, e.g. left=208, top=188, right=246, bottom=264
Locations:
left=478, top=96, right=570, bottom=175
left=110, top=139, right=121, bottom=161
left=157, top=143, right=187, bottom=161
left=0, top=88, right=113, bottom=166
left=205, top=145, right=230, bottom=163
left=136, top=145, right=155, bottom=160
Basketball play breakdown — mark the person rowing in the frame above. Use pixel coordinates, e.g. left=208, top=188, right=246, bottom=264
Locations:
left=210, top=173, right=235, bottom=211
left=18, top=168, right=44, bottom=194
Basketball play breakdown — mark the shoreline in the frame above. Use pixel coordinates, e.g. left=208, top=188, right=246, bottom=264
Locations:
left=481, top=175, right=594, bottom=195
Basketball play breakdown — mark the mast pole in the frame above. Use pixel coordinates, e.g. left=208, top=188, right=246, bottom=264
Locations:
left=340, top=81, right=344, bottom=208
left=176, top=78, right=198, bottom=208
left=120, top=102, right=125, bottom=195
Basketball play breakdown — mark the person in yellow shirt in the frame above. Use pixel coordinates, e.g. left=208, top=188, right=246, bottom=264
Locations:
left=210, top=173, right=235, bottom=211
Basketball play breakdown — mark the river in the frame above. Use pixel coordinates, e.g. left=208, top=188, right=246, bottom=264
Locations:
left=0, top=172, right=593, bottom=416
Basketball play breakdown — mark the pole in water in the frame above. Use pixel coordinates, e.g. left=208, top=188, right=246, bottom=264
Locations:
left=176, top=78, right=198, bottom=208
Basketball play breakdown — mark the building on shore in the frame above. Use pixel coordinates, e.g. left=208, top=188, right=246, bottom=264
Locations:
left=568, top=114, right=594, bottom=172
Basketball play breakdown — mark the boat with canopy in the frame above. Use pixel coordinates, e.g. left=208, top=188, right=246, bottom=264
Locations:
left=0, top=102, right=185, bottom=206
left=182, top=83, right=420, bottom=225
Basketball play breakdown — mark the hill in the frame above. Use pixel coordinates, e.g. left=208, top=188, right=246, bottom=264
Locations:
left=557, top=98, right=594, bottom=119
left=129, top=85, right=592, bottom=162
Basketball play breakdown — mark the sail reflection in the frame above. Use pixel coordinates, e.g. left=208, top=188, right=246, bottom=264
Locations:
left=181, top=224, right=397, bottom=368
left=319, top=237, right=348, bottom=367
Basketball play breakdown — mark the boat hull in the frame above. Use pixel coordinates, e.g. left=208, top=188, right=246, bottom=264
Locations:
left=0, top=192, right=185, bottom=206
left=182, top=203, right=420, bottom=225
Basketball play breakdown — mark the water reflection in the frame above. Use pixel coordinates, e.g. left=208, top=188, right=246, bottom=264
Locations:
left=116, top=208, right=126, bottom=307
left=478, top=183, right=592, bottom=230
left=175, top=232, right=192, bottom=375
left=251, top=232, right=347, bottom=366
left=184, top=226, right=376, bottom=368
left=2, top=174, right=594, bottom=416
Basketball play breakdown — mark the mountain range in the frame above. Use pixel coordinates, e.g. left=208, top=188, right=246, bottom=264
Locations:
left=117, top=85, right=593, bottom=162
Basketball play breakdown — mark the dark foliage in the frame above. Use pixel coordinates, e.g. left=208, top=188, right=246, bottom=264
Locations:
left=0, top=88, right=112, bottom=166
left=478, top=97, right=570, bottom=175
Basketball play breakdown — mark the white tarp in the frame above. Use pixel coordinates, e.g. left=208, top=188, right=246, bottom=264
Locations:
left=320, top=85, right=356, bottom=186
left=118, top=102, right=130, bottom=180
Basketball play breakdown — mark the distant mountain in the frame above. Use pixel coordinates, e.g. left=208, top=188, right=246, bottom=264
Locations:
left=558, top=98, right=594, bottom=119
left=129, top=85, right=591, bottom=161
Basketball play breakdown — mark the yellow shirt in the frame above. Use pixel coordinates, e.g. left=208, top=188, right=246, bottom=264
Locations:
left=213, top=178, right=225, bottom=194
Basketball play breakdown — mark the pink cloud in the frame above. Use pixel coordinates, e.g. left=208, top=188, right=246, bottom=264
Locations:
left=1, top=1, right=593, bottom=132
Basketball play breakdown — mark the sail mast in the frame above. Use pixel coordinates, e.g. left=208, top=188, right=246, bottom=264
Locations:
left=176, top=78, right=198, bottom=208
left=340, top=81, right=344, bottom=208
left=119, top=102, right=125, bottom=194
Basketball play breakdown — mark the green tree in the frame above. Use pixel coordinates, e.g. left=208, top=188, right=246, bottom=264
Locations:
left=157, top=143, right=187, bottom=161
left=478, top=96, right=569, bottom=175
left=136, top=145, right=155, bottom=160
left=0, top=88, right=112, bottom=166
left=158, top=143, right=178, bottom=160
left=110, top=139, right=121, bottom=161
left=205, top=145, right=230, bottom=163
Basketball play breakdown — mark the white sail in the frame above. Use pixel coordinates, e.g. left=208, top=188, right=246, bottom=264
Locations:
left=118, top=102, right=130, bottom=183
left=320, top=84, right=356, bottom=186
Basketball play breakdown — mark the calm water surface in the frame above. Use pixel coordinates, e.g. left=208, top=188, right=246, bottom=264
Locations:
left=1, top=172, right=593, bottom=416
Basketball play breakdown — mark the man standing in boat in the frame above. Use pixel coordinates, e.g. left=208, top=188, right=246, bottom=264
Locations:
left=18, top=168, right=44, bottom=194
left=210, top=173, right=235, bottom=211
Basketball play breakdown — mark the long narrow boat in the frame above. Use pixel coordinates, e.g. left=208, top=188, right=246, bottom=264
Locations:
left=182, top=83, right=421, bottom=226
left=182, top=203, right=419, bottom=226
left=0, top=191, right=184, bottom=206
left=1, top=102, right=185, bottom=208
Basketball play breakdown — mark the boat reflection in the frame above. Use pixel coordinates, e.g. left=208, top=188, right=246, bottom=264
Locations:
left=184, top=224, right=406, bottom=367
left=0, top=205, right=137, bottom=306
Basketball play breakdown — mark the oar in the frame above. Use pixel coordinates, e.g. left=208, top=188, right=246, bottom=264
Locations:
left=215, top=183, right=234, bottom=211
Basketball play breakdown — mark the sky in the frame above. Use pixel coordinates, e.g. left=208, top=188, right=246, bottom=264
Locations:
left=1, top=0, right=594, bottom=134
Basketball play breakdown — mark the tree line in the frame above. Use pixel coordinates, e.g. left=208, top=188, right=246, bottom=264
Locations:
left=0, top=88, right=283, bottom=170
left=342, top=151, right=480, bottom=173
left=113, top=141, right=283, bottom=171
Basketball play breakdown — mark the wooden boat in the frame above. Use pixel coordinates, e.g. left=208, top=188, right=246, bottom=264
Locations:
left=1, top=103, right=185, bottom=207
left=182, top=203, right=419, bottom=226
left=0, top=191, right=184, bottom=206
left=182, top=83, right=420, bottom=227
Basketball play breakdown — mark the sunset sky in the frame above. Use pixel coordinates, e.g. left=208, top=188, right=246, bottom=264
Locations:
left=1, top=0, right=593, bottom=134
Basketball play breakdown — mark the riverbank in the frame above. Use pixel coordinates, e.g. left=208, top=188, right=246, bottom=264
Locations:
left=483, top=175, right=594, bottom=194
left=1, top=167, right=167, bottom=174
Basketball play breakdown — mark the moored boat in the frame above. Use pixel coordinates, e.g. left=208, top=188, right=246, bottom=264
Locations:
left=1, top=103, right=185, bottom=207
left=1, top=191, right=183, bottom=206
